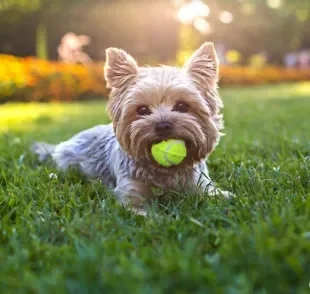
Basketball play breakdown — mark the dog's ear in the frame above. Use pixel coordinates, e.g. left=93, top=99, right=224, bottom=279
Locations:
left=185, top=42, right=219, bottom=85
left=185, top=43, right=222, bottom=114
left=104, top=48, right=138, bottom=88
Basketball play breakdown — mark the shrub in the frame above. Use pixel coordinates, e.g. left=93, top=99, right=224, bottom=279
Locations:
left=220, top=66, right=310, bottom=86
left=0, top=55, right=107, bottom=103
left=1, top=55, right=310, bottom=103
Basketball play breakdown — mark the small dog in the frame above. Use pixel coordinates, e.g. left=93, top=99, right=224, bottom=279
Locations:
left=32, top=42, right=232, bottom=215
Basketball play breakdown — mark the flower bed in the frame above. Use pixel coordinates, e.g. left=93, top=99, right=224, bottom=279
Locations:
left=220, top=66, right=310, bottom=86
left=1, top=55, right=310, bottom=103
left=0, top=55, right=107, bottom=103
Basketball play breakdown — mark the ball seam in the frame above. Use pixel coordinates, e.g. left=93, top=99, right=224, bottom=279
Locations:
left=164, top=141, right=175, bottom=166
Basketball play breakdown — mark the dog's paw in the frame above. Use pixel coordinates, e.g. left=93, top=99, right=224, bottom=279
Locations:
left=127, top=207, right=159, bottom=218
left=218, top=190, right=235, bottom=199
left=131, top=207, right=148, bottom=217
left=207, top=187, right=235, bottom=199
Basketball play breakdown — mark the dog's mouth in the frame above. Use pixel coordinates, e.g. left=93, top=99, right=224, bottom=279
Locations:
left=151, top=139, right=163, bottom=145
left=148, top=138, right=193, bottom=160
left=144, top=138, right=196, bottom=169
left=150, top=137, right=189, bottom=147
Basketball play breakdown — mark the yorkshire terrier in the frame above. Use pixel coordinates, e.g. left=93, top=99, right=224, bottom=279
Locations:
left=31, top=42, right=232, bottom=216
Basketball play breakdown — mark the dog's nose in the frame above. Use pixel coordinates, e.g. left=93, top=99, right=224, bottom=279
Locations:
left=155, top=121, right=173, bottom=137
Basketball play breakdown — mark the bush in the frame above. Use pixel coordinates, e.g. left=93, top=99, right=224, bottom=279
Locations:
left=1, top=55, right=310, bottom=103
left=0, top=55, right=108, bottom=103
left=220, top=66, right=310, bottom=86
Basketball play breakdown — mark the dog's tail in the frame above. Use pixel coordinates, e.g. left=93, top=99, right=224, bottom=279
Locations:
left=31, top=142, right=56, bottom=162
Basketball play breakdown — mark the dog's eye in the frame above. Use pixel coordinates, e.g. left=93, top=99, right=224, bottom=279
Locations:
left=173, top=102, right=189, bottom=113
left=137, top=106, right=151, bottom=116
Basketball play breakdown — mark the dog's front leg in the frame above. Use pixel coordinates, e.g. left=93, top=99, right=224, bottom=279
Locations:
left=114, top=178, right=153, bottom=216
left=193, top=162, right=234, bottom=199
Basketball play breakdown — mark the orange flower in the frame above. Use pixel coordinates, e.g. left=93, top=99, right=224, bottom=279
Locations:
left=1, top=54, right=310, bottom=102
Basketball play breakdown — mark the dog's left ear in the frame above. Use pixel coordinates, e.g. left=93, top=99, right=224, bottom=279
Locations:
left=185, top=42, right=219, bottom=85
left=185, top=42, right=222, bottom=114
left=104, top=48, right=138, bottom=88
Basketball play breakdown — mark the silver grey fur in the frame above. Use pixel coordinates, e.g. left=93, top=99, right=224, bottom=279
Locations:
left=31, top=123, right=231, bottom=214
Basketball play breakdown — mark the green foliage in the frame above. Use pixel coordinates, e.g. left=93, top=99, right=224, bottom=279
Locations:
left=178, top=0, right=310, bottom=63
left=0, top=0, right=94, bottom=59
left=0, top=83, right=310, bottom=293
left=0, top=0, right=41, bottom=12
left=1, top=0, right=310, bottom=62
left=36, top=22, right=48, bottom=60
left=0, top=0, right=91, bottom=12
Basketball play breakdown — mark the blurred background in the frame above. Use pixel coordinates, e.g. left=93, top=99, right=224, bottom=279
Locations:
left=0, top=0, right=309, bottom=103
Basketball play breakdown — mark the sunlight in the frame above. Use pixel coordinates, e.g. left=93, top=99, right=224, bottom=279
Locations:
left=219, top=11, right=234, bottom=24
left=0, top=103, right=82, bottom=131
left=177, top=0, right=210, bottom=24
left=267, top=0, right=283, bottom=9
left=294, top=81, right=310, bottom=96
left=193, top=18, right=211, bottom=35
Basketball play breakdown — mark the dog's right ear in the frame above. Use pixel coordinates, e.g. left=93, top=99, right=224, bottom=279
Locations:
left=104, top=48, right=138, bottom=88
left=185, top=42, right=222, bottom=115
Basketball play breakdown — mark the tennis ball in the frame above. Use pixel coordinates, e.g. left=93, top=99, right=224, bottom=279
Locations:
left=151, top=139, right=187, bottom=167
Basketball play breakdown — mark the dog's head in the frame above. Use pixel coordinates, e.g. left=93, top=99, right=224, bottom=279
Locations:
left=104, top=43, right=223, bottom=168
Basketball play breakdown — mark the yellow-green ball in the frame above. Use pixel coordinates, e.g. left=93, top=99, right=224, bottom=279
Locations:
left=151, top=139, right=187, bottom=167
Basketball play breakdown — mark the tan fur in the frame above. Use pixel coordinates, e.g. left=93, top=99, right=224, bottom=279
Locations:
left=105, top=42, right=224, bottom=170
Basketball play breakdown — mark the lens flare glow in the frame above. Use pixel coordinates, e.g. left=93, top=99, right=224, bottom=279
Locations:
left=219, top=11, right=234, bottom=24
left=177, top=0, right=210, bottom=24
left=267, top=0, right=282, bottom=9
left=193, top=18, right=211, bottom=35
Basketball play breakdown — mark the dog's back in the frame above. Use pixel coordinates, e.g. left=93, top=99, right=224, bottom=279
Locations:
left=31, top=124, right=118, bottom=188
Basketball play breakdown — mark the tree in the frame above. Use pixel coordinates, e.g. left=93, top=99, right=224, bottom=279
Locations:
left=0, top=0, right=97, bottom=59
left=175, top=0, right=310, bottom=64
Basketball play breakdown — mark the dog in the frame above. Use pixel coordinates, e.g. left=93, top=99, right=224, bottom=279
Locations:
left=31, top=42, right=232, bottom=216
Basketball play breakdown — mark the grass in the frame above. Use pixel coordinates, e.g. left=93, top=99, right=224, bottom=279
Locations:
left=0, top=83, right=310, bottom=293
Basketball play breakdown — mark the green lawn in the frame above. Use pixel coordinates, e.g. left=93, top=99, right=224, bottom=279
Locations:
left=0, top=83, right=310, bottom=293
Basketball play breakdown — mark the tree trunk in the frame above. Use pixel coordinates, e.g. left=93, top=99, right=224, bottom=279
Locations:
left=36, top=20, right=48, bottom=60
